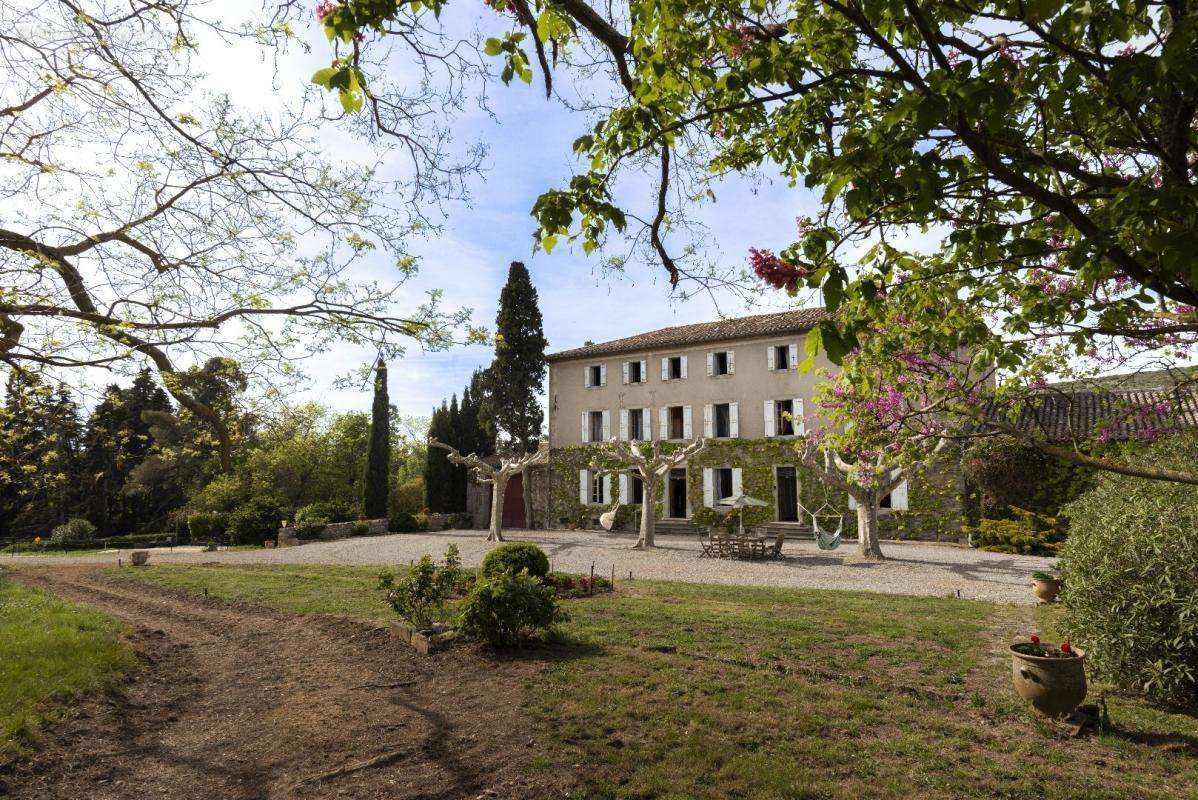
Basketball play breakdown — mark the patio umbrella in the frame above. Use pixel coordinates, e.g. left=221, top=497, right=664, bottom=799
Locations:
left=717, top=494, right=770, bottom=536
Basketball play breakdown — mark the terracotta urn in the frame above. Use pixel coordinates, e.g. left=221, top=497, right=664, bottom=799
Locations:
left=1010, top=644, right=1086, bottom=716
left=1031, top=575, right=1062, bottom=603
left=130, top=550, right=150, bottom=567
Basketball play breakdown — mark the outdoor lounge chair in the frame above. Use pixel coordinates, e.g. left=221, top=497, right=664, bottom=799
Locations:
left=698, top=528, right=717, bottom=558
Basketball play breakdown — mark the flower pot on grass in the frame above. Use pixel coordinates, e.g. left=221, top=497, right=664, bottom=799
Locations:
left=1010, top=638, right=1086, bottom=717
left=130, top=550, right=150, bottom=567
left=1031, top=571, right=1062, bottom=603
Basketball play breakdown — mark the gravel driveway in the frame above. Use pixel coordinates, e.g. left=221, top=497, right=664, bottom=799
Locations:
left=4, top=529, right=1054, bottom=605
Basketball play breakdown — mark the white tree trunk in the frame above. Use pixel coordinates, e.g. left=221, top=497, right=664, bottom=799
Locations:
left=634, top=476, right=657, bottom=549
left=489, top=474, right=507, bottom=542
left=853, top=489, right=885, bottom=560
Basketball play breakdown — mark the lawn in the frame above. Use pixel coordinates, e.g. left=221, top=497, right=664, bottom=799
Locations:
left=116, top=564, right=1197, bottom=800
left=0, top=575, right=135, bottom=754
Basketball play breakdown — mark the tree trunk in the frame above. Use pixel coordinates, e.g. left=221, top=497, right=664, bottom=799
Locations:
left=854, top=490, right=885, bottom=561
left=633, top=476, right=657, bottom=549
left=522, top=470, right=533, bottom=530
left=489, top=474, right=507, bottom=542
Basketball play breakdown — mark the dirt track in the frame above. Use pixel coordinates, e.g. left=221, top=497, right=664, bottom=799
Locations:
left=1, top=568, right=570, bottom=800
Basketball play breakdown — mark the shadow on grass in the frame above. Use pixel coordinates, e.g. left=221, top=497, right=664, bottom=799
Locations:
left=482, top=629, right=606, bottom=666
left=1104, top=723, right=1198, bottom=757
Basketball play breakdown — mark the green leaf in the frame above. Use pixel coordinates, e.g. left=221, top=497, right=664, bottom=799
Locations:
left=484, top=38, right=503, bottom=56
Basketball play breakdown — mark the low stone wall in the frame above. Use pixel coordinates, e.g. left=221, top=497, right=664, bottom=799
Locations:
left=276, top=518, right=388, bottom=547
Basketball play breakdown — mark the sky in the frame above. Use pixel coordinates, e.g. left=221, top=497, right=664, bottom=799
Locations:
left=193, top=4, right=824, bottom=418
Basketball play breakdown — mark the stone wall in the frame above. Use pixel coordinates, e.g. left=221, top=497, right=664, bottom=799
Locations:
left=276, top=518, right=388, bottom=547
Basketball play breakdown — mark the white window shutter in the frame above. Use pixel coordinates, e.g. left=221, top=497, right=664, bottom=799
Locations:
left=659, top=406, right=668, bottom=439
left=794, top=398, right=806, bottom=435
left=603, top=474, right=612, bottom=504
left=683, top=405, right=693, bottom=438
left=579, top=470, right=589, bottom=505
left=890, top=480, right=909, bottom=511
left=706, top=351, right=714, bottom=376
left=661, top=357, right=669, bottom=381
left=619, top=409, right=629, bottom=440
left=727, top=350, right=735, bottom=374
left=619, top=473, right=628, bottom=502
left=643, top=408, right=652, bottom=440
left=766, top=346, right=775, bottom=371
left=622, top=361, right=629, bottom=385
left=581, top=412, right=588, bottom=442
left=584, top=366, right=591, bottom=388
left=702, top=468, right=713, bottom=507
left=599, top=363, right=607, bottom=386
left=703, top=404, right=713, bottom=437
left=732, top=468, right=743, bottom=497
left=764, top=400, right=775, bottom=437
left=680, top=355, right=688, bottom=379
left=789, top=342, right=799, bottom=368
left=639, top=360, right=647, bottom=382
left=601, top=410, right=610, bottom=440
left=730, top=402, right=739, bottom=437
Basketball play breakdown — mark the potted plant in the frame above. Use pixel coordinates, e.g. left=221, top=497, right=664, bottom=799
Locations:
left=1031, top=568, right=1062, bottom=603
left=1010, top=635, right=1086, bottom=716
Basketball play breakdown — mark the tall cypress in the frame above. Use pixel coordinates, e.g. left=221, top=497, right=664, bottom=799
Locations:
left=425, top=401, right=450, bottom=512
left=363, top=358, right=391, bottom=518
left=485, top=261, right=547, bottom=451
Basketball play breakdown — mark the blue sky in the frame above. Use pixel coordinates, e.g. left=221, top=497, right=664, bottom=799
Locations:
left=254, top=11, right=825, bottom=418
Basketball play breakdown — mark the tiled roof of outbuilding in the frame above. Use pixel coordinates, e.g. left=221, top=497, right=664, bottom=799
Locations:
left=979, top=388, right=1198, bottom=443
left=547, top=308, right=829, bottom=362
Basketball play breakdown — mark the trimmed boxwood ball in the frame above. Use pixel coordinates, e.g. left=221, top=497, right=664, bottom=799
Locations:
left=1058, top=433, right=1198, bottom=706
left=480, top=542, right=550, bottom=579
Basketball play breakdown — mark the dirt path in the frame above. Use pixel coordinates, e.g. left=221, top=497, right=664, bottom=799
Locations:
left=1, top=567, right=570, bottom=800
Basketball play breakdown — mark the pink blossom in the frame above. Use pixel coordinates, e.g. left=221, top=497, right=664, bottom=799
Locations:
left=315, top=0, right=336, bottom=21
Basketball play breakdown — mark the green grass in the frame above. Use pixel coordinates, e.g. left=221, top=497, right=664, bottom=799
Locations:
left=116, top=565, right=1198, bottom=800
left=0, top=576, right=135, bottom=753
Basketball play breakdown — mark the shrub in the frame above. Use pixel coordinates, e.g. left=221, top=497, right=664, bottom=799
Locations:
left=350, top=521, right=370, bottom=537
left=457, top=571, right=561, bottom=647
left=378, top=552, right=456, bottom=629
left=389, top=510, right=424, bottom=533
left=1057, top=434, right=1198, bottom=706
left=962, top=436, right=1095, bottom=520
left=187, top=511, right=225, bottom=542
left=545, top=571, right=613, bottom=598
left=50, top=518, right=96, bottom=546
left=296, top=500, right=357, bottom=525
left=391, top=476, right=425, bottom=516
left=480, top=542, right=550, bottom=579
left=226, top=496, right=284, bottom=546
left=448, top=512, right=474, bottom=529
left=102, top=533, right=175, bottom=548
left=967, top=508, right=1067, bottom=556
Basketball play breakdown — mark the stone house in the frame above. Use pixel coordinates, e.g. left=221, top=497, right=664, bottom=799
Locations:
left=534, top=309, right=964, bottom=540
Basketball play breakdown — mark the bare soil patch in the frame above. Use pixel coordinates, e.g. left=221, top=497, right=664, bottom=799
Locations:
left=0, top=566, right=572, bottom=800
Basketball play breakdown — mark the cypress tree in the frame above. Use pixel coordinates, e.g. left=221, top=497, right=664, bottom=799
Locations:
left=446, top=393, right=466, bottom=511
left=485, top=262, right=547, bottom=451
left=363, top=358, right=391, bottom=518
left=425, top=401, right=450, bottom=512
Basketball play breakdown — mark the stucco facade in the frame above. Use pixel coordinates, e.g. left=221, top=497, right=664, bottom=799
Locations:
left=539, top=309, right=965, bottom=540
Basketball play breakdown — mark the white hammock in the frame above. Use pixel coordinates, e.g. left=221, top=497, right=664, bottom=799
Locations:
left=799, top=500, right=845, bottom=550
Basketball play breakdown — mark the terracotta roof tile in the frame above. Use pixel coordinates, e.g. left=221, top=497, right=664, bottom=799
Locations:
left=547, top=308, right=828, bottom=362
left=980, top=388, right=1198, bottom=443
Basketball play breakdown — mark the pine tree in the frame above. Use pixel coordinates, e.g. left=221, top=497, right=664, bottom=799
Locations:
left=363, top=359, right=391, bottom=518
left=485, top=262, right=548, bottom=452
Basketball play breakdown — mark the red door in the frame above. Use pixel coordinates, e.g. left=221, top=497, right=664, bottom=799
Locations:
left=502, top=473, right=527, bottom=528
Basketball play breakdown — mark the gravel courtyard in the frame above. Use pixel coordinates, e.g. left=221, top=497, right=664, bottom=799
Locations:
left=6, top=529, right=1054, bottom=604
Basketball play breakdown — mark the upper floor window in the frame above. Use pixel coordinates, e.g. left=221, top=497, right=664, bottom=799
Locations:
left=660, top=404, right=691, bottom=440
left=584, top=363, right=606, bottom=388
left=768, top=343, right=797, bottom=371
left=707, top=350, right=735, bottom=377
left=764, top=398, right=805, bottom=437
left=581, top=410, right=609, bottom=443
left=704, top=402, right=739, bottom=438
left=623, top=359, right=647, bottom=384
left=661, top=355, right=687, bottom=381
left=620, top=407, right=650, bottom=441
